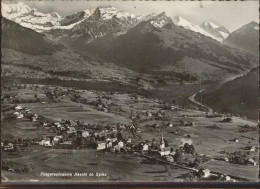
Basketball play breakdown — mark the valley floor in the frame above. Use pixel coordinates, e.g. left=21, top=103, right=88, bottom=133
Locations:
left=1, top=84, right=259, bottom=182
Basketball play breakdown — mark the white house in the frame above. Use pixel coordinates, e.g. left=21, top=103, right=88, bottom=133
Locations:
left=167, top=123, right=173, bottom=127
left=223, top=175, right=231, bottom=181
left=249, top=146, right=256, bottom=152
left=54, top=122, right=62, bottom=127
left=142, top=144, right=149, bottom=151
left=245, top=145, right=256, bottom=152
left=97, top=142, right=106, bottom=151
left=53, top=136, right=63, bottom=144
left=67, top=127, right=76, bottom=133
left=44, top=141, right=53, bottom=147
left=106, top=141, right=113, bottom=148
left=247, top=158, right=257, bottom=166
left=146, top=112, right=152, bottom=117
left=39, top=140, right=52, bottom=147
left=4, top=143, right=14, bottom=151
left=39, top=140, right=46, bottom=146
left=32, top=116, right=37, bottom=122
left=17, top=113, right=24, bottom=119
left=14, top=112, right=24, bottom=119
left=171, top=105, right=178, bottom=110
left=198, top=169, right=211, bottom=178
left=157, top=112, right=163, bottom=118
left=82, top=131, right=90, bottom=138
left=127, top=138, right=132, bottom=143
left=166, top=155, right=174, bottom=162
left=224, top=157, right=229, bottom=162
left=136, top=128, right=142, bottom=133
left=111, top=138, right=117, bottom=142
left=15, top=105, right=23, bottom=110
left=118, top=141, right=124, bottom=148
left=159, top=147, right=171, bottom=156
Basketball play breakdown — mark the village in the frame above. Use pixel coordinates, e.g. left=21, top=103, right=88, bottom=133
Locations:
left=1, top=83, right=259, bottom=182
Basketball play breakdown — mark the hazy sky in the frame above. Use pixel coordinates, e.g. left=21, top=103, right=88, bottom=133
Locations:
left=3, top=0, right=259, bottom=32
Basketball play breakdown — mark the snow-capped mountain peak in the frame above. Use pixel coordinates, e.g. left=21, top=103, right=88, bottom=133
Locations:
left=96, top=6, right=136, bottom=20
left=173, top=16, right=208, bottom=35
left=173, top=16, right=230, bottom=41
left=148, top=12, right=173, bottom=28
left=200, top=21, right=230, bottom=41
left=2, top=2, right=63, bottom=32
left=202, top=21, right=219, bottom=29
left=1, top=2, right=230, bottom=42
left=2, top=2, right=32, bottom=18
left=135, top=11, right=173, bottom=28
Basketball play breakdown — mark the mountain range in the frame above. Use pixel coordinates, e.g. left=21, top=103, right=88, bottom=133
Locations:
left=2, top=2, right=230, bottom=42
left=1, top=2, right=258, bottom=82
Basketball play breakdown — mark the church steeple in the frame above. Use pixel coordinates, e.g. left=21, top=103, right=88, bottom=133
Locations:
left=160, top=134, right=165, bottom=149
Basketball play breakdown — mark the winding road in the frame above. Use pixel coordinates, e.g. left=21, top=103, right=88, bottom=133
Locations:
left=188, top=69, right=253, bottom=114
left=188, top=89, right=213, bottom=113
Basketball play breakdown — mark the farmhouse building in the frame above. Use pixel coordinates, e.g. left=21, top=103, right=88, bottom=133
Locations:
left=97, top=142, right=106, bottom=151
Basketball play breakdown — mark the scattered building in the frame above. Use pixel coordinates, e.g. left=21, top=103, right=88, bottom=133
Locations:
left=142, top=143, right=149, bottom=151
left=4, top=143, right=14, bottom=151
left=166, top=155, right=174, bottom=162
left=245, top=145, right=256, bottom=152
left=247, top=158, right=257, bottom=166
left=14, top=112, right=24, bottom=119
left=97, top=142, right=106, bottom=151
left=167, top=123, right=173, bottom=127
left=82, top=131, right=90, bottom=138
left=15, top=105, right=23, bottom=110
left=198, top=169, right=211, bottom=178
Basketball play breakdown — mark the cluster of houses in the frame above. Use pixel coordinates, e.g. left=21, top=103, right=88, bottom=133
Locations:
left=1, top=142, right=14, bottom=152
left=12, top=104, right=40, bottom=122
left=95, top=133, right=176, bottom=161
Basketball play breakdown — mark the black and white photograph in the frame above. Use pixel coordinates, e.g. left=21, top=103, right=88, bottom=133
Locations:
left=1, top=0, right=259, bottom=183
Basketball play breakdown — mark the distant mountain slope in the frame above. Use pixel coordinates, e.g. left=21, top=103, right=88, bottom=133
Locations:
left=81, top=21, right=258, bottom=82
left=1, top=18, right=63, bottom=55
left=199, top=67, right=259, bottom=120
left=223, top=21, right=259, bottom=55
left=173, top=16, right=230, bottom=41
